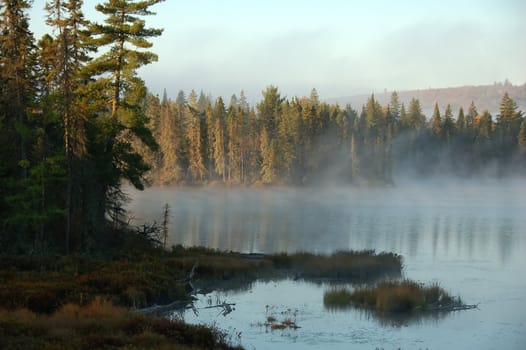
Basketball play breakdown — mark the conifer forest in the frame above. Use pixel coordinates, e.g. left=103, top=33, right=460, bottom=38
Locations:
left=1, top=0, right=525, bottom=256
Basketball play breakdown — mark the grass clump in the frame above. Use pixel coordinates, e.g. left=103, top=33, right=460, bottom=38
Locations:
left=324, top=280, right=464, bottom=313
left=0, top=298, right=242, bottom=350
left=271, top=250, right=402, bottom=281
left=323, top=287, right=354, bottom=308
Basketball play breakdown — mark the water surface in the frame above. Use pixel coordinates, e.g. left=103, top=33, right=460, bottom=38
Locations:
left=126, top=181, right=526, bottom=349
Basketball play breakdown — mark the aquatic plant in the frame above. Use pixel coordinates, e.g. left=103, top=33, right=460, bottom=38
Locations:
left=324, top=280, right=468, bottom=313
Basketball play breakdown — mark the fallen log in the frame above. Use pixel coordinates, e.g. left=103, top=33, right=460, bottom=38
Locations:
left=203, top=302, right=236, bottom=316
left=425, top=302, right=479, bottom=312
left=136, top=300, right=194, bottom=316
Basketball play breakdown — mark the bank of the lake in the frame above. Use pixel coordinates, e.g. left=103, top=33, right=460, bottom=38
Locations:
left=126, top=183, right=526, bottom=349
left=0, top=246, right=402, bottom=349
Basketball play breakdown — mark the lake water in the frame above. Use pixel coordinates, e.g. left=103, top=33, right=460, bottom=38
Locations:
left=126, top=180, right=526, bottom=349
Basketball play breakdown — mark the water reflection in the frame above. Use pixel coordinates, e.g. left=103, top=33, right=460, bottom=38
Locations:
left=126, top=186, right=525, bottom=266
left=348, top=308, right=451, bottom=328
left=126, top=185, right=526, bottom=349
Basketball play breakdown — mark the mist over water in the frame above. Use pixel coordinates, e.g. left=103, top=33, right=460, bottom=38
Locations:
left=125, top=180, right=526, bottom=349
left=126, top=180, right=524, bottom=263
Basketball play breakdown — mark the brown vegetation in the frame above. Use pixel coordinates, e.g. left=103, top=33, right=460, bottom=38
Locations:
left=0, top=248, right=402, bottom=314
left=0, top=246, right=402, bottom=348
left=324, top=280, right=468, bottom=314
left=0, top=297, right=242, bottom=350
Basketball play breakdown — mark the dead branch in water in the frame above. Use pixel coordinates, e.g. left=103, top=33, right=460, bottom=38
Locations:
left=425, top=302, right=479, bottom=312
left=203, top=302, right=236, bottom=316
left=136, top=300, right=194, bottom=316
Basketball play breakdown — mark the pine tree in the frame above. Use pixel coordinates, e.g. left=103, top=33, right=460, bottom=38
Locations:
left=399, top=103, right=408, bottom=129
left=456, top=107, right=465, bottom=131
left=175, top=89, right=186, bottom=105
left=186, top=108, right=206, bottom=183
left=389, top=91, right=401, bottom=121
left=257, top=85, right=283, bottom=138
left=518, top=119, right=526, bottom=162
left=0, top=0, right=39, bottom=252
left=0, top=0, right=36, bottom=179
left=431, top=103, right=442, bottom=137
left=443, top=104, right=455, bottom=142
left=45, top=0, right=92, bottom=252
left=466, top=101, right=478, bottom=129
left=84, top=0, right=163, bottom=234
left=158, top=99, right=183, bottom=184
left=88, top=0, right=164, bottom=117
left=260, top=126, right=276, bottom=184
left=212, top=97, right=227, bottom=182
left=407, top=98, right=425, bottom=129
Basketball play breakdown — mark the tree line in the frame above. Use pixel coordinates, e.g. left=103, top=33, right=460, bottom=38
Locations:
left=1, top=1, right=525, bottom=256
left=0, top=0, right=164, bottom=255
left=141, top=87, right=526, bottom=186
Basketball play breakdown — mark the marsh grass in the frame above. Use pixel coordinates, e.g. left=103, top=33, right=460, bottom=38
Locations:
left=0, top=298, right=243, bottom=350
left=271, top=250, right=402, bottom=280
left=324, top=280, right=463, bottom=314
left=323, top=287, right=354, bottom=308
left=0, top=248, right=402, bottom=315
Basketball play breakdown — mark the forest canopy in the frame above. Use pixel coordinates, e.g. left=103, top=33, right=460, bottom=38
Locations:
left=0, top=0, right=524, bottom=256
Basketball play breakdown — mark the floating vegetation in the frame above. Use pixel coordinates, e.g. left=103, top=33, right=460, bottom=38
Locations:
left=254, top=305, right=300, bottom=331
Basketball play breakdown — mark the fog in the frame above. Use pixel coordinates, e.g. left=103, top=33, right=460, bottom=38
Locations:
left=125, top=178, right=526, bottom=262
left=123, top=177, right=526, bottom=348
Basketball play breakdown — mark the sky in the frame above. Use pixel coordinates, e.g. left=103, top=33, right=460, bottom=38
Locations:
left=28, top=0, right=526, bottom=102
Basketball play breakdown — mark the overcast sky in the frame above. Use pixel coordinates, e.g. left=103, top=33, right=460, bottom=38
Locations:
left=28, top=0, right=526, bottom=102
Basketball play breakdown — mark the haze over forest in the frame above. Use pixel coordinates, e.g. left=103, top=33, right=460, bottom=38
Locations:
left=1, top=0, right=525, bottom=255
left=329, top=81, right=526, bottom=116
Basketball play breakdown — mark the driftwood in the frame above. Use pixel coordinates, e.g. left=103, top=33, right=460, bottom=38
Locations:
left=203, top=302, right=236, bottom=316
left=137, top=300, right=193, bottom=316
left=425, top=302, right=479, bottom=312
left=137, top=262, right=200, bottom=316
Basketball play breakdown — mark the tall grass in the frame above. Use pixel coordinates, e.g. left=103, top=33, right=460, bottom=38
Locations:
left=0, top=298, right=243, bottom=350
left=0, top=248, right=402, bottom=315
left=324, top=280, right=462, bottom=313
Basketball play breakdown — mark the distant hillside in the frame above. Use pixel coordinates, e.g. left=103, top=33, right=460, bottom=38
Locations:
left=327, top=82, right=526, bottom=117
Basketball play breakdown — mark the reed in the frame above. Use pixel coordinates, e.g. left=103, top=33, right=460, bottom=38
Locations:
left=324, top=280, right=463, bottom=313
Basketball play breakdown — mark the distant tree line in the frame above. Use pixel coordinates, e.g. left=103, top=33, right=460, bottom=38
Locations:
left=141, top=87, right=526, bottom=186
left=1, top=1, right=525, bottom=256
left=0, top=0, right=164, bottom=255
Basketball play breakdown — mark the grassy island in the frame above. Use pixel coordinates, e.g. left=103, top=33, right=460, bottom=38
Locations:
left=324, top=280, right=469, bottom=313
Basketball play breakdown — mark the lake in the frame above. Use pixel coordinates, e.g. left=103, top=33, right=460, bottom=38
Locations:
left=125, top=180, right=526, bottom=349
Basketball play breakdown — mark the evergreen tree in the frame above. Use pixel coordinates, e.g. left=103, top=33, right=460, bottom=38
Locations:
left=442, top=104, right=455, bottom=142
left=83, top=0, right=163, bottom=235
left=431, top=103, right=442, bottom=137
left=175, top=89, right=186, bottom=105
left=407, top=98, right=425, bottom=129
left=188, top=89, right=198, bottom=109
left=212, top=97, right=227, bottom=182
left=518, top=119, right=526, bottom=163
left=186, top=108, right=206, bottom=182
left=456, top=107, right=465, bottom=131
left=158, top=99, right=183, bottom=184
left=389, top=91, right=401, bottom=121
left=466, top=101, right=478, bottom=129
left=0, top=0, right=38, bottom=252
left=0, top=0, right=36, bottom=179
left=259, top=126, right=276, bottom=184
left=257, top=85, right=283, bottom=138
left=44, top=0, right=92, bottom=252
